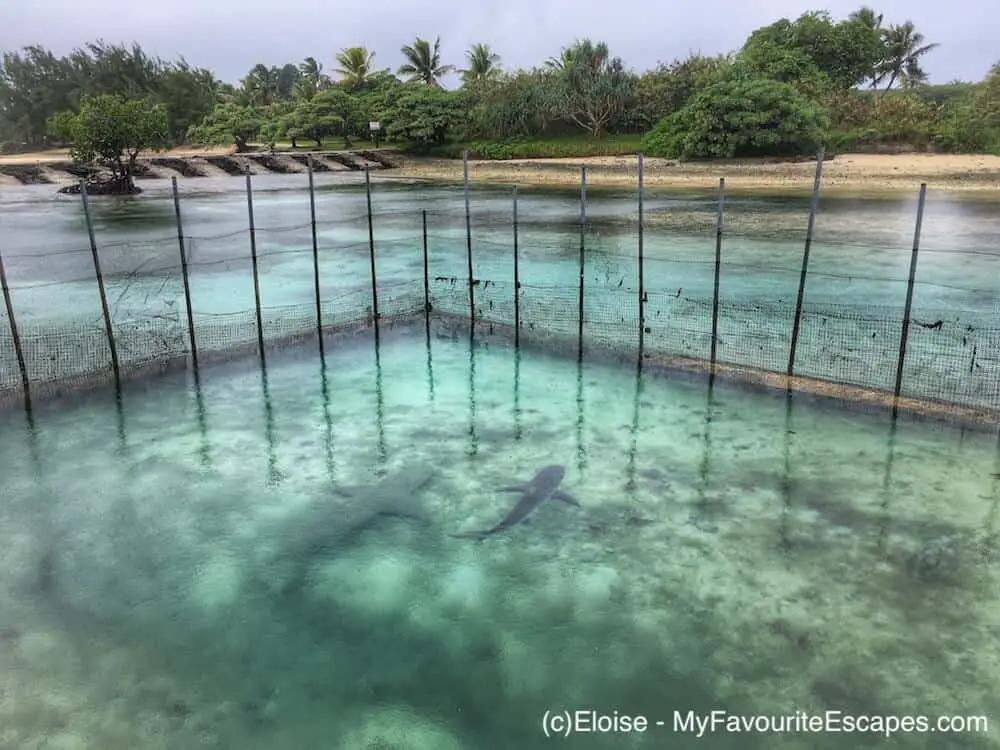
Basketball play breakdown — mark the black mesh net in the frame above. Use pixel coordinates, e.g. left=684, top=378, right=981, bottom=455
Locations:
left=2, top=168, right=998, bottom=427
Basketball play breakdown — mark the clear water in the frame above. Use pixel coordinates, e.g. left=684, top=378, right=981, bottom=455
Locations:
left=2, top=175, right=999, bottom=328
left=1, top=323, right=999, bottom=749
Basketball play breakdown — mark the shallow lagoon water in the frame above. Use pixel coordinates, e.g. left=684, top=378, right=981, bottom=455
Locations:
left=2, top=173, right=999, bottom=324
left=1, top=322, right=1000, bottom=749
left=3, top=174, right=1000, bottom=413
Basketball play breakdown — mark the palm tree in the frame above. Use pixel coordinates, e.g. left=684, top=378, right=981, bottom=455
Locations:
left=294, top=56, right=330, bottom=99
left=335, top=46, right=376, bottom=89
left=848, top=6, right=885, bottom=88
left=461, top=43, right=501, bottom=85
left=545, top=40, right=610, bottom=76
left=397, top=36, right=454, bottom=87
left=850, top=6, right=883, bottom=32
left=878, top=21, right=939, bottom=92
left=239, top=63, right=279, bottom=106
left=544, top=48, right=575, bottom=72
left=299, top=57, right=323, bottom=85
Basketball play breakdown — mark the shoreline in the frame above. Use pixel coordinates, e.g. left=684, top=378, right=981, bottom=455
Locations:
left=0, top=149, right=998, bottom=198
left=390, top=153, right=1000, bottom=199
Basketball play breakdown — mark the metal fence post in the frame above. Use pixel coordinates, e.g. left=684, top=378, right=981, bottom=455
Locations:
left=710, top=177, right=726, bottom=372
left=0, top=245, right=30, bottom=407
left=171, top=177, right=199, bottom=372
left=787, top=150, right=826, bottom=376
left=244, top=168, right=266, bottom=365
left=578, top=166, right=587, bottom=362
left=80, top=181, right=120, bottom=391
left=422, top=209, right=430, bottom=321
left=307, top=156, right=324, bottom=357
left=892, top=183, right=928, bottom=418
left=463, top=150, right=474, bottom=325
left=513, top=186, right=520, bottom=348
left=637, top=154, right=646, bottom=355
left=365, top=166, right=380, bottom=339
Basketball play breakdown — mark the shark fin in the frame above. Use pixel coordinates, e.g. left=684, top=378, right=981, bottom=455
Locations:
left=551, top=490, right=581, bottom=507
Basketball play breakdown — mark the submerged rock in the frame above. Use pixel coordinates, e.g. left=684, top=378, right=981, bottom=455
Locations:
left=907, top=533, right=967, bottom=584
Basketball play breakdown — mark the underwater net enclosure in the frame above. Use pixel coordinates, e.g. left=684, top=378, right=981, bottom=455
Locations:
left=1, top=163, right=1000, bottom=748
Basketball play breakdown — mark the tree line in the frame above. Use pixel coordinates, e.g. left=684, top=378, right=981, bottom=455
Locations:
left=1, top=8, right=998, bottom=190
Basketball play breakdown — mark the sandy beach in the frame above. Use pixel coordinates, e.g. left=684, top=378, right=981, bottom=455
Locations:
left=391, top=152, right=1000, bottom=197
left=1, top=147, right=999, bottom=196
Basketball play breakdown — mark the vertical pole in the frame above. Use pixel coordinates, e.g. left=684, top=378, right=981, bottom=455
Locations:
left=710, top=177, right=726, bottom=372
left=307, top=156, right=324, bottom=358
left=245, top=169, right=266, bottom=364
left=513, top=186, right=520, bottom=348
left=467, top=333, right=478, bottom=459
left=777, top=390, right=795, bottom=552
left=422, top=209, right=430, bottom=320
left=171, top=177, right=199, bottom=372
left=373, top=337, right=387, bottom=468
left=578, top=166, right=587, bottom=362
left=0, top=246, right=30, bottom=407
left=625, top=358, right=643, bottom=492
left=260, top=361, right=282, bottom=486
left=365, top=166, right=380, bottom=338
left=892, top=183, right=928, bottom=418
left=786, top=150, right=826, bottom=376
left=0, top=254, right=31, bottom=412
left=463, top=150, right=474, bottom=326
left=637, top=154, right=646, bottom=355
left=81, top=181, right=120, bottom=391
left=513, top=348, right=522, bottom=439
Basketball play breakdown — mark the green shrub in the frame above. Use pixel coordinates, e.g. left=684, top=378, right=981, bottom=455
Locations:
left=419, top=134, right=644, bottom=160
left=643, top=75, right=828, bottom=159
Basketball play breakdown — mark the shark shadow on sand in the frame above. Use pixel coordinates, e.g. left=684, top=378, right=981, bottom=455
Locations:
left=252, top=463, right=440, bottom=595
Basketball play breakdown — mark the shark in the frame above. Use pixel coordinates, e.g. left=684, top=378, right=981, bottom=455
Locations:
left=451, top=464, right=580, bottom=540
left=254, top=463, right=438, bottom=593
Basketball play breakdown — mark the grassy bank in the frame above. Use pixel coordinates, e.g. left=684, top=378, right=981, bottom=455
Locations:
left=422, top=134, right=646, bottom=160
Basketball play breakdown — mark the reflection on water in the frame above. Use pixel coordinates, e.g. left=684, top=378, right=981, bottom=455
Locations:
left=2, top=177, right=999, bottom=320
left=1, top=322, right=999, bottom=748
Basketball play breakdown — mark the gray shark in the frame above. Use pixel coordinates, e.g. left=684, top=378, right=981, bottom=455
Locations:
left=451, top=464, right=580, bottom=540
left=255, top=464, right=438, bottom=593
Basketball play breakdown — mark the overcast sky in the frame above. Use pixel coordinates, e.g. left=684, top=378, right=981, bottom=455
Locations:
left=1, top=0, right=995, bottom=88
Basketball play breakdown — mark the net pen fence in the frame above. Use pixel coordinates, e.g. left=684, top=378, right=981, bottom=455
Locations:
left=2, top=154, right=998, bottom=427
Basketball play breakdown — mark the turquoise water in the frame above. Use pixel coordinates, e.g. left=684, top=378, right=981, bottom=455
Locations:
left=1, top=322, right=999, bottom=749
left=2, top=175, right=999, bottom=323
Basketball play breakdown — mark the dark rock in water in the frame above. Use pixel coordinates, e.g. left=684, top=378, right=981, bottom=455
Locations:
left=908, top=533, right=966, bottom=584
left=37, top=550, right=56, bottom=593
left=623, top=507, right=655, bottom=527
left=58, top=176, right=143, bottom=195
left=167, top=699, right=192, bottom=718
left=0, top=626, right=20, bottom=645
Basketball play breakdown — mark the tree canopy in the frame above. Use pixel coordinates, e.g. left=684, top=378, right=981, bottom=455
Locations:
left=1, top=7, right=997, bottom=166
left=54, top=93, right=169, bottom=192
